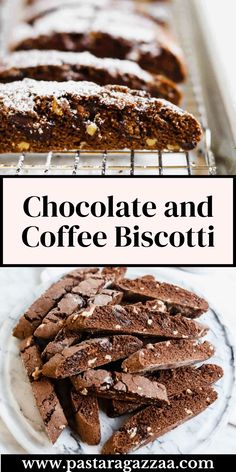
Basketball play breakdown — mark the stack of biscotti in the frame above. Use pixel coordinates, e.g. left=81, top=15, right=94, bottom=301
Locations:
left=0, top=0, right=204, bottom=153
left=13, top=268, right=223, bottom=453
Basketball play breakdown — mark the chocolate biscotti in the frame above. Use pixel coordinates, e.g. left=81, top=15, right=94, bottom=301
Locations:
left=114, top=276, right=209, bottom=317
left=71, top=389, right=101, bottom=445
left=11, top=9, right=186, bottom=82
left=102, top=387, right=218, bottom=454
left=31, top=379, right=68, bottom=443
left=72, top=369, right=169, bottom=406
left=0, top=79, right=201, bottom=153
left=42, top=335, right=143, bottom=378
left=109, top=364, right=223, bottom=417
left=20, top=336, right=68, bottom=443
left=24, top=0, right=169, bottom=27
left=66, top=304, right=208, bottom=339
left=0, top=50, right=182, bottom=105
left=13, top=268, right=98, bottom=340
left=122, top=340, right=215, bottom=374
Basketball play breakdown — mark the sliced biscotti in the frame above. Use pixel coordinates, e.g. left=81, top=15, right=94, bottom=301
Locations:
left=13, top=268, right=98, bottom=340
left=11, top=8, right=186, bottom=83
left=24, top=0, right=169, bottom=27
left=71, top=389, right=101, bottom=445
left=42, top=329, right=82, bottom=361
left=66, top=304, right=208, bottom=339
left=0, top=50, right=182, bottom=105
left=34, top=288, right=122, bottom=340
left=31, top=379, right=68, bottom=444
left=122, top=340, right=215, bottom=374
left=72, top=369, right=169, bottom=406
left=20, top=336, right=68, bottom=443
left=42, top=335, right=143, bottom=379
left=109, top=364, right=223, bottom=416
left=114, top=276, right=209, bottom=317
left=0, top=79, right=202, bottom=154
left=102, top=387, right=218, bottom=454
left=34, top=293, right=85, bottom=340
left=20, top=336, right=43, bottom=381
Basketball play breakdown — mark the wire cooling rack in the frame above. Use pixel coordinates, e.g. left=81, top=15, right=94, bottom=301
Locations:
left=0, top=0, right=217, bottom=176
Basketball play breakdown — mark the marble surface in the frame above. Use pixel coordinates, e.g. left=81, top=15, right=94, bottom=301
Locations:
left=0, top=268, right=236, bottom=454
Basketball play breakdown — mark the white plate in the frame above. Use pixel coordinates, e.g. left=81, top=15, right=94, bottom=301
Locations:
left=0, top=268, right=235, bottom=454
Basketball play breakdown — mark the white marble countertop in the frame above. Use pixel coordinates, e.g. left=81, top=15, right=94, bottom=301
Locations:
left=0, top=267, right=235, bottom=454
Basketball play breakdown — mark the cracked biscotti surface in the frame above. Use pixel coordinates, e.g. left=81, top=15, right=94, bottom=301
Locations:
left=11, top=8, right=186, bottom=82
left=71, top=390, right=101, bottom=445
left=13, top=268, right=222, bottom=453
left=42, top=335, right=143, bottom=378
left=108, top=363, right=224, bottom=416
left=114, top=275, right=209, bottom=317
left=122, top=339, right=215, bottom=373
left=66, top=303, right=208, bottom=339
left=102, top=387, right=218, bottom=454
left=0, top=50, right=182, bottom=105
left=72, top=369, right=169, bottom=405
left=0, top=79, right=202, bottom=153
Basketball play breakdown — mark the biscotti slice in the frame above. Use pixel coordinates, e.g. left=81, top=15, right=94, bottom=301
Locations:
left=42, top=335, right=143, bottom=379
left=71, top=389, right=101, bottom=445
left=34, top=293, right=85, bottom=340
left=72, top=369, right=169, bottom=406
left=0, top=50, right=182, bottom=105
left=25, top=0, right=169, bottom=27
left=20, top=336, right=43, bottom=381
left=122, top=340, right=215, bottom=374
left=31, top=379, right=68, bottom=444
left=102, top=387, right=218, bottom=454
left=114, top=277, right=209, bottom=318
left=109, top=364, right=223, bottom=416
left=0, top=79, right=201, bottom=154
left=13, top=268, right=98, bottom=339
left=42, top=329, right=82, bottom=361
left=66, top=304, right=208, bottom=339
left=11, top=8, right=186, bottom=82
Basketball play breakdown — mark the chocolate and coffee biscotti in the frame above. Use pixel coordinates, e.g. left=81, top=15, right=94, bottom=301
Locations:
left=11, top=9, right=186, bottom=82
left=109, top=364, right=223, bottom=417
left=34, top=293, right=85, bottom=340
left=20, top=336, right=68, bottom=443
left=122, top=340, right=215, bottom=374
left=24, top=0, right=169, bottom=27
left=72, top=369, right=169, bottom=406
left=114, top=276, right=209, bottom=317
left=0, top=79, right=201, bottom=153
left=71, top=389, right=101, bottom=445
left=0, top=50, right=182, bottom=105
left=66, top=304, right=208, bottom=339
left=102, top=387, right=218, bottom=454
left=42, top=335, right=143, bottom=379
left=13, top=268, right=98, bottom=340
left=31, top=379, right=68, bottom=444
left=42, top=329, right=82, bottom=361
left=20, top=335, right=43, bottom=381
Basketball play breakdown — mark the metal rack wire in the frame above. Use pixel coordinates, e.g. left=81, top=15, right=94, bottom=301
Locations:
left=0, top=0, right=217, bottom=176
